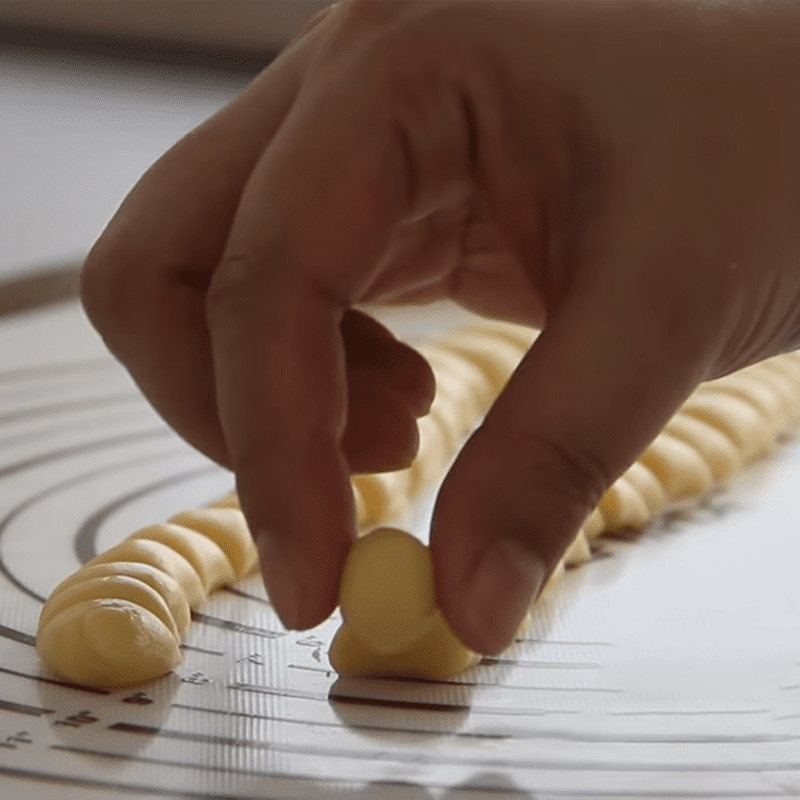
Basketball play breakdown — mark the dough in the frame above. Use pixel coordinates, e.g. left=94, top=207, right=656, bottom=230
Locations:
left=36, top=322, right=800, bottom=688
left=129, top=523, right=236, bottom=593
left=169, top=507, right=258, bottom=576
left=36, top=494, right=254, bottom=688
left=339, top=527, right=438, bottom=654
left=330, top=527, right=479, bottom=678
left=598, top=476, right=651, bottom=531
left=639, top=432, right=715, bottom=499
left=37, top=599, right=181, bottom=687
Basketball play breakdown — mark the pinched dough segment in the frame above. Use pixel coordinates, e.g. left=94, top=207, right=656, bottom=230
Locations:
left=44, top=561, right=191, bottom=636
left=598, top=476, right=650, bottom=531
left=129, top=523, right=236, bottom=593
left=37, top=494, right=266, bottom=687
left=169, top=508, right=257, bottom=577
left=37, top=599, right=182, bottom=687
left=681, top=390, right=774, bottom=461
left=87, top=538, right=207, bottom=608
left=339, top=528, right=438, bottom=655
left=639, top=433, right=715, bottom=499
left=621, top=462, right=667, bottom=515
left=331, top=528, right=478, bottom=678
left=330, top=610, right=479, bottom=679
left=37, top=574, right=180, bottom=643
left=664, top=413, right=743, bottom=481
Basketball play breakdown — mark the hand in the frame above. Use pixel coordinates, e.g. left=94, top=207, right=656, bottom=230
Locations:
left=82, top=0, right=800, bottom=653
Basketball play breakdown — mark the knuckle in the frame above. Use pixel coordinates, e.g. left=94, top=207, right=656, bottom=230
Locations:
left=474, top=423, right=613, bottom=559
left=205, top=253, right=262, bottom=328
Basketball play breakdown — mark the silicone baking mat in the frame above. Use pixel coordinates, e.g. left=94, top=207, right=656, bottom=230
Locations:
left=1, top=292, right=800, bottom=799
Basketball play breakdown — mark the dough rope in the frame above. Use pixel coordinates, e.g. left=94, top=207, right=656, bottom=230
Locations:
left=36, top=319, right=536, bottom=688
left=36, top=316, right=800, bottom=687
left=330, top=349, right=800, bottom=680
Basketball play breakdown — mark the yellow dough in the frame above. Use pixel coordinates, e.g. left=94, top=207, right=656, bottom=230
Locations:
left=129, top=523, right=236, bottom=593
left=663, top=413, right=743, bottom=481
left=169, top=507, right=258, bottom=577
left=597, top=476, right=651, bottom=531
left=37, top=574, right=180, bottom=643
left=87, top=538, right=207, bottom=607
left=37, top=599, right=182, bottom=687
left=339, top=528, right=438, bottom=654
left=37, top=497, right=253, bottom=687
left=44, top=561, right=191, bottom=636
left=331, top=527, right=479, bottom=678
left=639, top=432, right=715, bottom=499
left=36, top=318, right=800, bottom=688
left=681, top=389, right=774, bottom=461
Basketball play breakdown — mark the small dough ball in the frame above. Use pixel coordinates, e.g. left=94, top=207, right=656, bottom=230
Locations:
left=339, top=528, right=437, bottom=655
left=37, top=599, right=182, bottom=687
left=664, top=412, right=742, bottom=481
left=639, top=432, right=715, bottom=499
left=129, top=523, right=236, bottom=593
left=169, top=508, right=257, bottom=577
left=598, top=476, right=650, bottom=531
left=330, top=610, right=479, bottom=679
left=45, top=561, right=191, bottom=636
left=38, top=575, right=180, bottom=643
left=87, top=539, right=206, bottom=607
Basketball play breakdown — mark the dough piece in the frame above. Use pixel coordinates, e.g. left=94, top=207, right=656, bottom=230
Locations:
left=38, top=575, right=180, bottom=643
left=209, top=491, right=240, bottom=509
left=581, top=508, right=606, bottom=541
left=621, top=461, right=668, bottom=515
left=37, top=599, right=181, bottom=687
left=639, top=432, right=715, bottom=499
left=420, top=346, right=495, bottom=426
left=44, top=561, right=191, bottom=636
left=563, top=531, right=592, bottom=567
left=681, top=390, right=774, bottom=461
left=329, top=610, right=479, bottom=679
left=436, top=329, right=527, bottom=390
left=87, top=538, right=206, bottom=607
left=664, top=412, right=743, bottom=481
left=339, top=528, right=438, bottom=654
left=700, top=379, right=789, bottom=436
left=409, top=413, right=452, bottom=488
left=129, top=523, right=236, bottom=593
left=351, top=470, right=412, bottom=527
left=331, top=528, right=479, bottom=678
left=750, top=361, right=800, bottom=420
left=597, top=476, right=650, bottom=531
left=169, top=508, right=258, bottom=577
left=463, top=320, right=538, bottom=353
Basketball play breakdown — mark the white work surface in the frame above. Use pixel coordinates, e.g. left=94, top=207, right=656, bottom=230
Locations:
left=3, top=33, right=800, bottom=800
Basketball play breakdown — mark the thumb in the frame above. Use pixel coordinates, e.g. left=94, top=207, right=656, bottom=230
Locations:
left=430, top=260, right=720, bottom=655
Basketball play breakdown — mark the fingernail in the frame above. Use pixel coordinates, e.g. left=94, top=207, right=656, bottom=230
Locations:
left=463, top=539, right=545, bottom=654
left=256, top=531, right=301, bottom=630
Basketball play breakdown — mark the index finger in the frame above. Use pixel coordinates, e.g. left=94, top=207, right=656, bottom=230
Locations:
left=206, top=70, right=413, bottom=631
